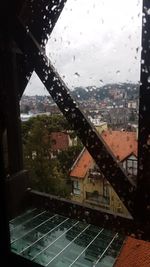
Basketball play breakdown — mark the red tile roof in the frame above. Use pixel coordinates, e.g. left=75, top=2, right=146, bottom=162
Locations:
left=70, top=148, right=93, bottom=178
left=50, top=132, right=70, bottom=151
left=114, top=237, right=150, bottom=267
left=70, top=130, right=137, bottom=178
left=102, top=130, right=137, bottom=161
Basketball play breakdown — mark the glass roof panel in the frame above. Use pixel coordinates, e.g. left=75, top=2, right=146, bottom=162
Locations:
left=10, top=209, right=124, bottom=267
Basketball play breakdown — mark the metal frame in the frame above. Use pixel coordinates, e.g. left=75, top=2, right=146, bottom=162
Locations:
left=0, top=0, right=150, bottom=265
left=28, top=190, right=146, bottom=238
left=11, top=213, right=55, bottom=244
left=20, top=217, right=70, bottom=254
left=17, top=0, right=68, bottom=98
left=31, top=220, right=80, bottom=261
left=45, top=224, right=90, bottom=266
left=136, top=0, right=150, bottom=221
left=68, top=228, right=104, bottom=267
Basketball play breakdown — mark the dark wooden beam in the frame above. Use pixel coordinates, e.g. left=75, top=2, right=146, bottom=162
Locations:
left=0, top=0, right=24, bottom=260
left=18, top=0, right=67, bottom=97
left=135, top=0, right=150, bottom=221
left=14, top=18, right=136, bottom=216
left=0, top=147, right=11, bottom=262
left=0, top=106, right=10, bottom=260
left=0, top=1, right=24, bottom=174
left=0, top=141, right=10, bottom=261
left=3, top=42, right=23, bottom=174
left=20, top=0, right=67, bottom=46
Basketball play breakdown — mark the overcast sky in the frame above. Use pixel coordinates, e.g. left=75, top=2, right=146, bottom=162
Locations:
left=25, top=0, right=142, bottom=95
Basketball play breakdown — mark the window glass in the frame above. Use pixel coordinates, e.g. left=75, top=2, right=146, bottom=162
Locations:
left=73, top=180, right=80, bottom=195
left=46, top=0, right=142, bottom=133
left=6, top=1, right=149, bottom=266
left=19, top=0, right=142, bottom=218
left=16, top=0, right=142, bottom=223
left=47, top=0, right=142, bottom=90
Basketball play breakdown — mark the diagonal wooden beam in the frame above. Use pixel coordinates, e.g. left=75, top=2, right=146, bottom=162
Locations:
left=20, top=0, right=68, bottom=46
left=135, top=0, right=150, bottom=221
left=17, top=0, right=67, bottom=97
left=14, top=17, right=136, bottom=216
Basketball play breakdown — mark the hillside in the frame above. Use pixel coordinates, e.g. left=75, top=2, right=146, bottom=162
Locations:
left=71, top=83, right=139, bottom=101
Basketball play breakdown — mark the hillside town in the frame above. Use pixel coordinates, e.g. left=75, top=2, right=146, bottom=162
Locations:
left=20, top=83, right=139, bottom=130
left=20, top=83, right=139, bottom=217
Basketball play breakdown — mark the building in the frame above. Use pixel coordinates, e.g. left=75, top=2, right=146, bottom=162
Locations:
left=70, top=131, right=137, bottom=216
left=95, top=121, right=108, bottom=134
left=128, top=100, right=137, bottom=109
left=50, top=131, right=77, bottom=157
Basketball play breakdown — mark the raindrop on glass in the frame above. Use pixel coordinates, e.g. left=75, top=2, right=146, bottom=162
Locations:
left=147, top=76, right=150, bottom=83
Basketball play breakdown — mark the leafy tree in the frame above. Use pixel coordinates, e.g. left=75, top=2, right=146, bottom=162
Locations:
left=129, top=110, right=136, bottom=122
left=57, top=144, right=83, bottom=175
left=24, top=119, right=52, bottom=191
left=22, top=114, right=81, bottom=197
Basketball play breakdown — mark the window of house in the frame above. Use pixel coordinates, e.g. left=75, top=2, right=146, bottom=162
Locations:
left=73, top=180, right=80, bottom=195
left=126, top=158, right=137, bottom=176
left=103, top=179, right=110, bottom=199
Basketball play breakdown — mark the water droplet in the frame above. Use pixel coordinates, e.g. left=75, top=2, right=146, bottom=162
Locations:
left=51, top=5, right=57, bottom=11
left=116, top=70, right=120, bottom=75
left=143, top=105, right=146, bottom=111
left=148, top=76, right=150, bottom=83
left=74, top=72, right=80, bottom=77
left=146, top=8, right=150, bottom=15
left=26, top=26, right=29, bottom=33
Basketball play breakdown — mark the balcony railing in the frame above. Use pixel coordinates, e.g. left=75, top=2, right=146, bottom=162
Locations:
left=88, top=169, right=103, bottom=180
left=85, top=192, right=110, bottom=206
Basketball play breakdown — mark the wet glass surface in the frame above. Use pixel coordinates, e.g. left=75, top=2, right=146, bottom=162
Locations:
left=10, top=209, right=124, bottom=266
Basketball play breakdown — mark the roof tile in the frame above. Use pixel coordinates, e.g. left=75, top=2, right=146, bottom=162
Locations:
left=114, top=237, right=150, bottom=267
left=70, top=131, right=137, bottom=178
left=70, top=148, right=93, bottom=178
left=102, top=130, right=137, bottom=161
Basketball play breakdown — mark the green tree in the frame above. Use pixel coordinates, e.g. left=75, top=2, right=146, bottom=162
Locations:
left=22, top=114, right=80, bottom=197
left=24, top=119, right=52, bottom=192
left=129, top=110, right=136, bottom=122
left=57, top=144, right=83, bottom=175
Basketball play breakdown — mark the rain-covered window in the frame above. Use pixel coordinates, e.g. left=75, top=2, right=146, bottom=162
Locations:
left=19, top=0, right=142, bottom=216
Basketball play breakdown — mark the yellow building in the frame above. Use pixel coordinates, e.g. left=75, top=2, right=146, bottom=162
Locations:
left=95, top=121, right=108, bottom=134
left=70, top=130, right=137, bottom=217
